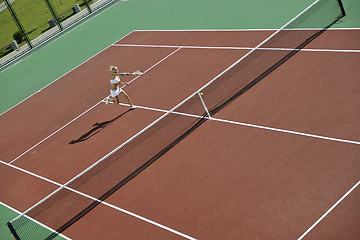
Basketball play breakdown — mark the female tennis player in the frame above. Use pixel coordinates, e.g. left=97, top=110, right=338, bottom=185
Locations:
left=106, top=66, right=136, bottom=109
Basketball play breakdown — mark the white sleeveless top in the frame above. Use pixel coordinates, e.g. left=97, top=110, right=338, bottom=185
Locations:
left=110, top=76, right=120, bottom=84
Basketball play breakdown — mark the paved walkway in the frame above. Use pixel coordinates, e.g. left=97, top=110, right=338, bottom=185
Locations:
left=0, top=0, right=16, bottom=13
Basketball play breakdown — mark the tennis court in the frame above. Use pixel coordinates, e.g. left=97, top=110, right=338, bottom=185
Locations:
left=1, top=0, right=359, bottom=239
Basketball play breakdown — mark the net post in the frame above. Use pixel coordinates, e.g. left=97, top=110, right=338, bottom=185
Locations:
left=197, top=91, right=211, bottom=119
left=337, top=0, right=346, bottom=16
left=7, top=222, right=21, bottom=240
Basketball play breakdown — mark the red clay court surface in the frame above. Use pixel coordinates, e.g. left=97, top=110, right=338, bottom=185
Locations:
left=0, top=29, right=359, bottom=240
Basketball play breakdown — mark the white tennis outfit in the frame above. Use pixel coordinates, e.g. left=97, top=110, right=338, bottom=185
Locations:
left=110, top=76, right=122, bottom=97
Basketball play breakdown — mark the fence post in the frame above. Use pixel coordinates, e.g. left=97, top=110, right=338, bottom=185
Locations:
left=44, top=0, right=64, bottom=31
left=83, top=0, right=92, bottom=14
left=4, top=0, right=33, bottom=49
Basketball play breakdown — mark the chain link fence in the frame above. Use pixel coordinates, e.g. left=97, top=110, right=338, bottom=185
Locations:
left=0, top=0, right=123, bottom=69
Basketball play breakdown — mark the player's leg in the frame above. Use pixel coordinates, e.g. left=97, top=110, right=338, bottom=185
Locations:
left=121, top=91, right=135, bottom=109
left=114, top=96, right=120, bottom=104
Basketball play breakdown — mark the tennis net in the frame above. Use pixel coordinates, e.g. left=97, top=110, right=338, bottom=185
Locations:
left=7, top=0, right=345, bottom=239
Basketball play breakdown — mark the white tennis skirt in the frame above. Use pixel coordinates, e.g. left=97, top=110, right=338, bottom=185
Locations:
left=110, top=88, right=122, bottom=97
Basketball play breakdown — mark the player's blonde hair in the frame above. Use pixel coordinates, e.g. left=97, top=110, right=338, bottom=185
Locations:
left=109, top=65, right=118, bottom=71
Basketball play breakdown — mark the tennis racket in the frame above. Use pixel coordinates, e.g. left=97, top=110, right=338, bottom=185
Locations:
left=132, top=70, right=144, bottom=76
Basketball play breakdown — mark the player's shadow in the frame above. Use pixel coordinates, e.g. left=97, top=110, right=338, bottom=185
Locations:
left=69, top=109, right=133, bottom=144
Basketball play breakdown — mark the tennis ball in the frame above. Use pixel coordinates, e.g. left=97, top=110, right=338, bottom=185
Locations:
left=200, top=92, right=203, bottom=96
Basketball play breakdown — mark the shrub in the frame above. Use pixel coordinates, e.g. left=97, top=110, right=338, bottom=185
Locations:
left=13, top=30, right=23, bottom=43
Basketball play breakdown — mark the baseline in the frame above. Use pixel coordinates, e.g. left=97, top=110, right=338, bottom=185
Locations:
left=0, top=160, right=195, bottom=240
left=117, top=29, right=360, bottom=51
left=297, top=180, right=360, bottom=240
left=113, top=43, right=360, bottom=53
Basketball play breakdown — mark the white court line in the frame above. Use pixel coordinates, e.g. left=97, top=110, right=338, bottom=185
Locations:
left=9, top=47, right=182, bottom=164
left=112, top=102, right=360, bottom=146
left=133, top=28, right=360, bottom=32
left=113, top=43, right=360, bottom=53
left=297, top=180, right=360, bottom=240
left=214, top=118, right=360, bottom=145
left=0, top=160, right=196, bottom=240
left=0, top=201, right=23, bottom=215
left=9, top=102, right=102, bottom=164
left=1, top=201, right=71, bottom=240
